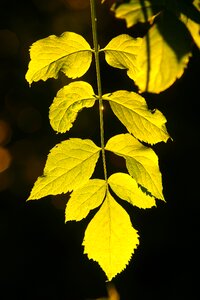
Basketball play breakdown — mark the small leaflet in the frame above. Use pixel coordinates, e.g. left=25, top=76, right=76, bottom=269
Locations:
left=102, top=34, right=142, bottom=80
left=105, top=133, right=165, bottom=200
left=65, top=179, right=107, bottom=221
left=103, top=90, right=170, bottom=144
left=28, top=138, right=101, bottom=200
left=108, top=172, right=156, bottom=209
left=49, top=81, right=96, bottom=133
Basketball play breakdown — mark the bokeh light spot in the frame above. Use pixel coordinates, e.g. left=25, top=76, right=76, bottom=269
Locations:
left=0, top=147, right=12, bottom=173
left=0, top=120, right=12, bottom=146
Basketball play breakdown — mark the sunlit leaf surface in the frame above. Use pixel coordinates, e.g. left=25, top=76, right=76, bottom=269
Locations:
left=26, top=32, right=92, bottom=84
left=102, top=34, right=142, bottom=80
left=108, top=172, right=156, bottom=209
left=112, top=0, right=163, bottom=27
left=179, top=0, right=200, bottom=49
left=134, top=14, right=192, bottom=93
left=65, top=179, right=107, bottom=221
left=83, top=191, right=139, bottom=281
left=103, top=90, right=169, bottom=144
left=105, top=133, right=164, bottom=200
left=28, top=138, right=100, bottom=200
left=50, top=81, right=96, bottom=133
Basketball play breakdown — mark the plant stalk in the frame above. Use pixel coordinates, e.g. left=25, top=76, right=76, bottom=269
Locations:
left=90, top=0, right=108, bottom=182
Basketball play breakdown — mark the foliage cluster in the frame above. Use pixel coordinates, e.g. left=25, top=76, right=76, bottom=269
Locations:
left=25, top=0, right=200, bottom=280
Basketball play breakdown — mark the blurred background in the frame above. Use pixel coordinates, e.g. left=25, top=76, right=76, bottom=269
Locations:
left=0, top=0, right=199, bottom=299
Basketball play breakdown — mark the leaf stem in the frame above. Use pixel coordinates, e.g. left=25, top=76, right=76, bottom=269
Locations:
left=90, top=0, right=108, bottom=182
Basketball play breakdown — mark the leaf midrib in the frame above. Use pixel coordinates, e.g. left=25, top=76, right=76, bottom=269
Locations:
left=34, top=49, right=93, bottom=77
left=103, top=97, right=168, bottom=137
left=37, top=150, right=100, bottom=193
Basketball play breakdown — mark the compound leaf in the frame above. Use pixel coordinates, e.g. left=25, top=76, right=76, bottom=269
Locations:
left=103, top=90, right=169, bottom=144
left=112, top=0, right=164, bottom=28
left=102, top=34, right=142, bottom=80
left=108, top=172, right=156, bottom=209
left=50, top=81, right=96, bottom=133
left=28, top=138, right=101, bottom=200
left=134, top=13, right=192, bottom=93
left=26, top=32, right=92, bottom=85
left=83, top=191, right=139, bottom=281
left=65, top=179, right=107, bottom=221
left=105, top=133, right=164, bottom=200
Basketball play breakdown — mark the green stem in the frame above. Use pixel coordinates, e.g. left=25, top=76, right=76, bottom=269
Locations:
left=90, top=0, right=108, bottom=182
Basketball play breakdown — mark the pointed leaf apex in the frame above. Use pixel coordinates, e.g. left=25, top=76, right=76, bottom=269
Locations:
left=83, top=192, right=139, bottom=281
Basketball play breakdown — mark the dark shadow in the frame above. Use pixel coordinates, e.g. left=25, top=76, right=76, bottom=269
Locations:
left=137, top=0, right=199, bottom=92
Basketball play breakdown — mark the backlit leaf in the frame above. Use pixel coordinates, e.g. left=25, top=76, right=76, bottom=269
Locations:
left=108, top=172, right=156, bottom=209
left=179, top=0, right=200, bottom=49
left=28, top=138, right=100, bottom=200
left=105, top=133, right=164, bottom=200
left=134, top=13, right=192, bottom=93
left=83, top=191, right=139, bottom=281
left=49, top=81, right=96, bottom=133
left=102, top=34, right=142, bottom=80
left=112, top=0, right=163, bottom=28
left=26, top=32, right=92, bottom=85
left=180, top=16, right=200, bottom=48
left=65, top=179, right=107, bottom=221
left=103, top=90, right=169, bottom=144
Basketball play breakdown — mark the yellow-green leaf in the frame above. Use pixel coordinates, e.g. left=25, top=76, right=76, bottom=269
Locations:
left=108, top=172, right=156, bottom=209
left=112, top=0, right=163, bottom=28
left=105, top=133, right=164, bottom=200
left=83, top=191, right=139, bottom=281
left=180, top=16, right=200, bottom=48
left=102, top=34, right=142, bottom=80
left=134, top=14, right=192, bottom=93
left=28, top=138, right=100, bottom=200
left=26, top=32, right=92, bottom=85
left=65, top=179, right=107, bottom=221
left=179, top=0, right=200, bottom=49
left=103, top=90, right=169, bottom=144
left=193, top=0, right=200, bottom=13
left=49, top=81, right=96, bottom=133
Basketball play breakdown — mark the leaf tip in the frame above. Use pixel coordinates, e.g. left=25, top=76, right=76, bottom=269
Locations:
left=26, top=195, right=34, bottom=202
left=25, top=71, right=32, bottom=87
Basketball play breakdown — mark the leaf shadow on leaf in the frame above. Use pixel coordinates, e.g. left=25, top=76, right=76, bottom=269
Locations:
left=155, top=11, right=192, bottom=61
left=107, top=185, right=150, bottom=234
left=177, top=0, right=200, bottom=24
left=137, top=183, right=154, bottom=198
left=140, top=1, right=194, bottom=59
left=131, top=1, right=193, bottom=92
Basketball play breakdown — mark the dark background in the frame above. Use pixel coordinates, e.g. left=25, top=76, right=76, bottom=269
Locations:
left=0, top=0, right=199, bottom=299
